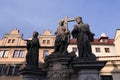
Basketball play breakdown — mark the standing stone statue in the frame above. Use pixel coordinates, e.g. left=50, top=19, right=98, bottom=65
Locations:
left=54, top=20, right=70, bottom=53
left=71, top=16, right=96, bottom=60
left=26, top=31, right=40, bottom=68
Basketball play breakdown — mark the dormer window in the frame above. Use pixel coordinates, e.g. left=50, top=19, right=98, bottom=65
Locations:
left=47, top=40, right=50, bottom=44
left=8, top=39, right=16, bottom=43
left=12, top=39, right=15, bottom=43
left=99, top=33, right=108, bottom=43
left=105, top=48, right=110, bottom=53
left=8, top=39, right=11, bottom=43
left=43, top=40, right=46, bottom=44
left=95, top=47, right=101, bottom=53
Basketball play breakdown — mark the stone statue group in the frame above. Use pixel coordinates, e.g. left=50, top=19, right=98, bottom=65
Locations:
left=54, top=16, right=95, bottom=60
left=26, top=16, right=96, bottom=68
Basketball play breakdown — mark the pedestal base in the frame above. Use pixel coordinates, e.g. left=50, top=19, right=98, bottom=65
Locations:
left=46, top=57, right=71, bottom=80
left=45, top=51, right=76, bottom=80
left=19, top=67, right=46, bottom=80
left=22, top=75, right=46, bottom=80
left=112, top=69, right=120, bottom=80
left=72, top=60, right=107, bottom=80
left=78, top=70, right=100, bottom=80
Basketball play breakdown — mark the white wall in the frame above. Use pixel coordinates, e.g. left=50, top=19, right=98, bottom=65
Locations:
left=114, top=29, right=120, bottom=55
left=68, top=44, right=116, bottom=57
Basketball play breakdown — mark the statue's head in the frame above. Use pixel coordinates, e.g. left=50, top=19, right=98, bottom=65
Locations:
left=33, top=31, right=39, bottom=38
left=75, top=16, right=83, bottom=24
left=58, top=20, right=64, bottom=26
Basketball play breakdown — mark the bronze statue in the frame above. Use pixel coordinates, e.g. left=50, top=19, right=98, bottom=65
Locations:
left=54, top=20, right=70, bottom=53
left=26, top=31, right=40, bottom=68
left=72, top=16, right=95, bottom=60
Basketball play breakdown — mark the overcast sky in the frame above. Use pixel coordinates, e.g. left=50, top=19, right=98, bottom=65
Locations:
left=0, top=0, right=120, bottom=39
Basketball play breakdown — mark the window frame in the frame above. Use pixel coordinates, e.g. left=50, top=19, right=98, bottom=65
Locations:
left=0, top=50, right=4, bottom=57
left=95, top=47, right=101, bottom=53
left=0, top=50, right=9, bottom=58
left=19, top=50, right=25, bottom=58
left=8, top=39, right=11, bottom=43
left=13, top=50, right=25, bottom=58
left=105, top=48, right=110, bottom=53
left=0, top=64, right=5, bottom=75
left=42, top=40, right=46, bottom=44
left=47, top=40, right=50, bottom=44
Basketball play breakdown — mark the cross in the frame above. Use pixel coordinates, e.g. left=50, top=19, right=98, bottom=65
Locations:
left=63, top=16, right=75, bottom=31
left=62, top=16, right=75, bottom=43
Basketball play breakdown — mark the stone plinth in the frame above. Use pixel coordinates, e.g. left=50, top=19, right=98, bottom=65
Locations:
left=46, top=57, right=70, bottom=80
left=45, top=52, right=76, bottom=80
left=112, top=69, right=120, bottom=80
left=19, top=66, right=47, bottom=80
left=72, top=60, right=107, bottom=80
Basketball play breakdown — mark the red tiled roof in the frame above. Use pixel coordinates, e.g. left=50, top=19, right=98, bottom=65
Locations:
left=70, top=38, right=114, bottom=45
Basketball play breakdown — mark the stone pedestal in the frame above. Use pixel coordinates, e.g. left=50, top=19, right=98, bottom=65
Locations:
left=19, top=67, right=47, bottom=80
left=46, top=57, right=71, bottom=80
left=72, top=61, right=107, bottom=80
left=45, top=52, right=76, bottom=80
left=112, top=69, right=120, bottom=80
left=22, top=75, right=46, bottom=80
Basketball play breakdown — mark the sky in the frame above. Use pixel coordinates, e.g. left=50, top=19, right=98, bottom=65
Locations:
left=0, top=0, right=120, bottom=39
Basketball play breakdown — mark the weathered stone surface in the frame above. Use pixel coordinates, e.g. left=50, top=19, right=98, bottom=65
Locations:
left=72, top=60, right=107, bottom=80
left=45, top=51, right=76, bottom=80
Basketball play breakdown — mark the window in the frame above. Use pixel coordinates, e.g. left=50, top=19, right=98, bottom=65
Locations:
left=19, top=50, right=25, bottom=58
left=47, top=40, right=50, bottom=44
left=8, top=39, right=16, bottom=43
left=0, top=50, right=4, bottom=57
left=4, top=50, right=9, bottom=57
left=43, top=50, right=49, bottom=58
left=0, top=50, right=9, bottom=58
left=8, top=39, right=11, bottom=43
left=7, top=66, right=14, bottom=75
left=0, top=64, right=5, bottom=75
left=12, top=39, right=15, bottom=43
left=14, top=65, right=20, bottom=75
left=13, top=50, right=25, bottom=58
left=7, top=65, right=20, bottom=75
left=105, top=48, right=110, bottom=53
left=13, top=50, right=19, bottom=58
left=95, top=47, right=101, bottom=53
left=101, top=75, right=113, bottom=80
left=72, top=47, right=77, bottom=52
left=43, top=40, right=46, bottom=44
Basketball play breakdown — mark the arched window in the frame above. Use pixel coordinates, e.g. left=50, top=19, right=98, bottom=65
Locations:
left=12, top=39, right=15, bottom=43
left=42, top=40, right=46, bottom=44
left=47, top=40, right=50, bottom=44
left=8, top=39, right=11, bottom=43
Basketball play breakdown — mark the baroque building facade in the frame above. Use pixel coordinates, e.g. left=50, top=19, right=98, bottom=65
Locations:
left=0, top=28, right=120, bottom=80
